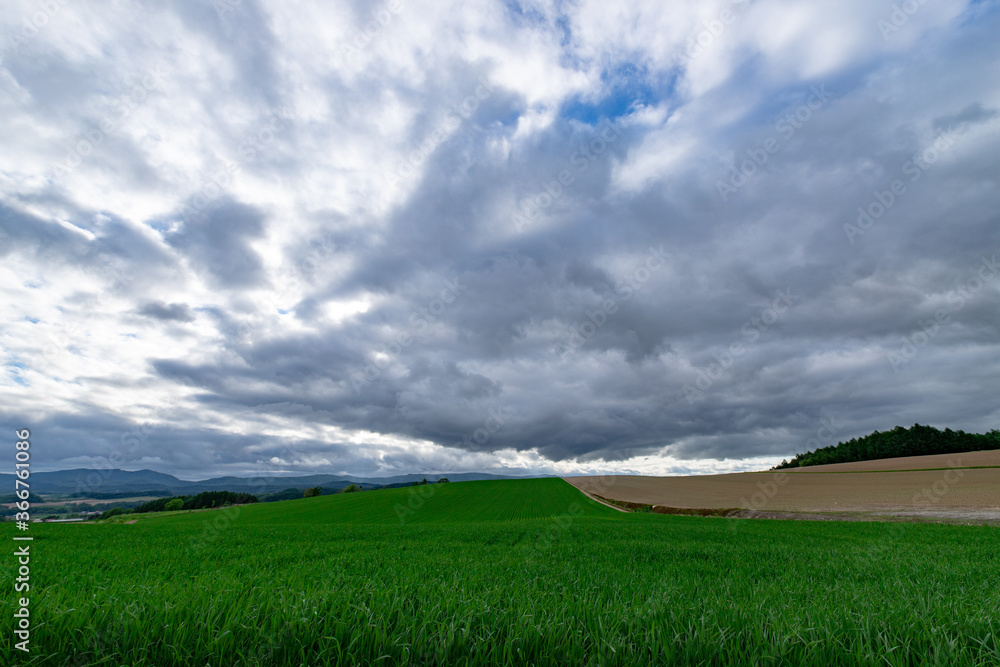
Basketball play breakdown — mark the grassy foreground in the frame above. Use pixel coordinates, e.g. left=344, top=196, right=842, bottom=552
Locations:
left=2, top=479, right=998, bottom=666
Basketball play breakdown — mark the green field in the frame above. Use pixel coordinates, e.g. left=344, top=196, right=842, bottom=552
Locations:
left=3, top=478, right=998, bottom=665
left=144, top=477, right=622, bottom=527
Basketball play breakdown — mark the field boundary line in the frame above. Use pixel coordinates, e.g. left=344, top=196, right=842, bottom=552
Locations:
left=771, top=465, right=1000, bottom=474
left=562, top=483, right=629, bottom=513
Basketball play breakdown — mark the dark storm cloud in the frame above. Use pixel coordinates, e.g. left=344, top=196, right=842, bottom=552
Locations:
left=138, top=302, right=195, bottom=323
left=5, top=0, right=999, bottom=476
left=0, top=205, right=91, bottom=259
left=144, top=45, right=1000, bottom=465
left=213, top=16, right=996, bottom=464
left=0, top=205, right=176, bottom=288
left=933, top=102, right=999, bottom=133
left=166, top=199, right=268, bottom=289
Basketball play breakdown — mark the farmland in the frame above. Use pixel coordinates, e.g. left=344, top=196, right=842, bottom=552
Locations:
left=3, top=478, right=999, bottom=666
left=567, top=460, right=1000, bottom=522
left=777, top=448, right=1000, bottom=473
left=142, top=478, right=620, bottom=527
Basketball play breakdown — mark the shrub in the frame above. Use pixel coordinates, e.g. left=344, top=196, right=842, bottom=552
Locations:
left=98, top=507, right=130, bottom=521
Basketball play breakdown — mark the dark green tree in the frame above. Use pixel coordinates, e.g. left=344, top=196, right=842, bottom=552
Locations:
left=773, top=424, right=1000, bottom=469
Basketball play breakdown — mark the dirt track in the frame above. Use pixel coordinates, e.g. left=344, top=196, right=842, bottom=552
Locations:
left=565, top=458, right=1000, bottom=524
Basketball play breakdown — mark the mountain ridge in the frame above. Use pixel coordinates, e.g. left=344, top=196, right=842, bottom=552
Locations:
left=0, top=468, right=535, bottom=495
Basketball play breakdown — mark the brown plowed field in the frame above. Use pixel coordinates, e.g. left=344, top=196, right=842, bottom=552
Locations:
left=565, top=453, right=1000, bottom=523
left=778, top=448, right=1000, bottom=472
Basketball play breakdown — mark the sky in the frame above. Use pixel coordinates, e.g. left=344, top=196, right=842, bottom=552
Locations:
left=1, top=0, right=998, bottom=481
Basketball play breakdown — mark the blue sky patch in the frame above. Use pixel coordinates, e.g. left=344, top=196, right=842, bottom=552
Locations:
left=560, top=63, right=674, bottom=125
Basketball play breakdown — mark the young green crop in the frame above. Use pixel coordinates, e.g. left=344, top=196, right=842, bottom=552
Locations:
left=143, top=477, right=622, bottom=526
left=2, top=479, right=997, bottom=666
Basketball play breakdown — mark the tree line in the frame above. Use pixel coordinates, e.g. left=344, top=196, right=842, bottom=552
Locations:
left=95, top=478, right=456, bottom=520
left=773, top=424, right=1000, bottom=469
left=133, top=490, right=259, bottom=514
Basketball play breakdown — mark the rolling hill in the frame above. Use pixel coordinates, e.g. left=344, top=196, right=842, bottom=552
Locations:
left=777, top=448, right=1000, bottom=472
left=0, top=468, right=526, bottom=496
left=774, top=424, right=1000, bottom=469
left=135, top=478, right=623, bottom=526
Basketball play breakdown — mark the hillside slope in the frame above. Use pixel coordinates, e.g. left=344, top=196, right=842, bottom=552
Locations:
left=566, top=466, right=1000, bottom=518
left=0, top=468, right=525, bottom=495
left=142, top=478, right=622, bottom=526
left=779, top=449, right=1000, bottom=473
left=774, top=424, right=999, bottom=469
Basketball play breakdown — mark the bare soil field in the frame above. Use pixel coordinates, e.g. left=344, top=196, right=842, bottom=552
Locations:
left=565, top=456, right=1000, bottom=524
left=778, top=448, right=1000, bottom=473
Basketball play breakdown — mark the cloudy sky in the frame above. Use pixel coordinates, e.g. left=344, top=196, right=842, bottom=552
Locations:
left=1, top=0, right=998, bottom=480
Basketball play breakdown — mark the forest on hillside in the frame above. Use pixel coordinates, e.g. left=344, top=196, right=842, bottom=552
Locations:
left=773, top=424, right=1000, bottom=469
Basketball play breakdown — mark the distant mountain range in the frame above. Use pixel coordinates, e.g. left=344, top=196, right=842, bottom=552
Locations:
left=0, top=469, right=531, bottom=496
